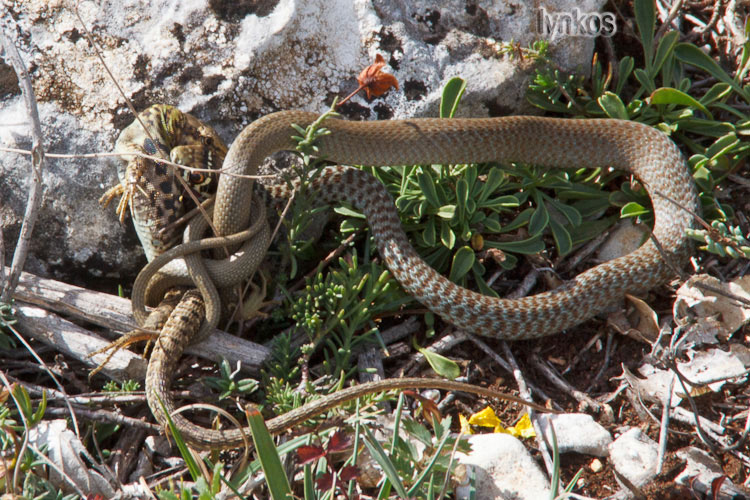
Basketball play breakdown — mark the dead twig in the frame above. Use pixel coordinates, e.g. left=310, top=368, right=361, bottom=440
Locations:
left=699, top=0, right=725, bottom=35
left=655, top=373, right=675, bottom=474
left=655, top=0, right=686, bottom=43
left=500, top=341, right=559, bottom=487
left=529, top=352, right=611, bottom=416
left=0, top=19, right=45, bottom=304
left=43, top=406, right=160, bottom=433
left=466, top=333, right=558, bottom=406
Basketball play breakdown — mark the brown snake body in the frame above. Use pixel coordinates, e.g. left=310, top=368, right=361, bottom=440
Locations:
left=213, top=112, right=698, bottom=338
left=127, top=111, right=698, bottom=449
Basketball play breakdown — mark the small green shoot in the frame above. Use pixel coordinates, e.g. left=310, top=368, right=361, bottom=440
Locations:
left=204, top=359, right=259, bottom=400
left=103, top=379, right=140, bottom=393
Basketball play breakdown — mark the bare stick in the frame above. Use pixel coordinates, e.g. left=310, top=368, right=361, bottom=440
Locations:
left=500, top=341, right=558, bottom=485
left=654, top=0, right=685, bottom=43
left=0, top=20, right=45, bottom=304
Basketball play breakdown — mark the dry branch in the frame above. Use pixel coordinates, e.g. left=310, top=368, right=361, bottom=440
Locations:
left=6, top=267, right=271, bottom=378
left=0, top=18, right=45, bottom=304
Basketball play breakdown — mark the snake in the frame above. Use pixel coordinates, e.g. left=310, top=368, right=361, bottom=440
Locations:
left=110, top=106, right=698, bottom=450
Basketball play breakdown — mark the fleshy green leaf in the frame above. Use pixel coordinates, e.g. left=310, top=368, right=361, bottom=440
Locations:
left=417, top=171, right=441, bottom=208
left=441, top=221, right=456, bottom=249
left=675, top=43, right=750, bottom=103
left=650, top=87, right=711, bottom=117
left=484, top=235, right=545, bottom=254
left=634, top=68, right=655, bottom=93
left=437, top=204, right=456, bottom=219
left=481, top=195, right=519, bottom=210
left=415, top=340, right=462, bottom=380
left=621, top=201, right=649, bottom=218
left=440, top=76, right=467, bottom=118
left=652, top=30, right=679, bottom=75
left=705, top=133, right=739, bottom=161
left=548, top=198, right=582, bottom=226
left=598, top=92, right=629, bottom=119
left=423, top=217, right=436, bottom=246
left=616, top=56, right=635, bottom=95
left=483, top=215, right=502, bottom=233
left=528, top=202, right=550, bottom=236
left=456, top=178, right=469, bottom=219
left=549, top=219, right=573, bottom=256
left=634, top=0, right=655, bottom=71
left=449, top=246, right=475, bottom=282
left=479, top=167, right=506, bottom=202
left=499, top=207, right=534, bottom=233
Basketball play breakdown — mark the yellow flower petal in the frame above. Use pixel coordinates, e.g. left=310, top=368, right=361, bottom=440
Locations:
left=507, top=414, right=536, bottom=439
left=467, top=406, right=501, bottom=428
left=459, top=414, right=473, bottom=434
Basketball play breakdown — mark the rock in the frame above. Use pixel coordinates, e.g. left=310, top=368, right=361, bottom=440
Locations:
left=2, top=0, right=607, bottom=285
left=597, top=220, right=646, bottom=262
left=455, top=433, right=551, bottom=500
left=608, top=427, right=658, bottom=488
left=537, top=413, right=613, bottom=457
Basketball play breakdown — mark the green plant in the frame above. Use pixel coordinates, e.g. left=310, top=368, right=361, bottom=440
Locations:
left=0, top=386, right=76, bottom=499
left=362, top=408, right=470, bottom=499
left=289, top=254, right=406, bottom=379
left=204, top=359, right=260, bottom=400
left=279, top=104, right=342, bottom=279
left=687, top=220, right=750, bottom=258
left=155, top=462, right=228, bottom=500
left=252, top=392, right=473, bottom=499
left=528, top=0, right=750, bottom=233
left=296, top=430, right=360, bottom=499
left=246, top=406, right=294, bottom=500
left=341, top=73, right=648, bottom=308
left=259, top=331, right=306, bottom=416
left=102, top=379, right=140, bottom=393
left=8, top=384, right=46, bottom=429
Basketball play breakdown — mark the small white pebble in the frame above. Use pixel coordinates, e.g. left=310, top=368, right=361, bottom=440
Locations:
left=590, top=458, right=603, bottom=473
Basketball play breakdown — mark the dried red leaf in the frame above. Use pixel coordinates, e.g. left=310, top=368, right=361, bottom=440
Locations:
left=327, top=430, right=352, bottom=453
left=338, top=54, right=399, bottom=107
left=711, top=475, right=728, bottom=500
left=357, top=53, right=399, bottom=99
left=403, top=390, right=442, bottom=424
left=339, top=465, right=360, bottom=482
left=297, top=444, right=326, bottom=465
left=316, top=471, right=333, bottom=491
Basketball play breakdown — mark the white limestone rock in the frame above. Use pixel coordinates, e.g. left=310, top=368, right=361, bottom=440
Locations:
left=455, top=433, right=551, bottom=500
